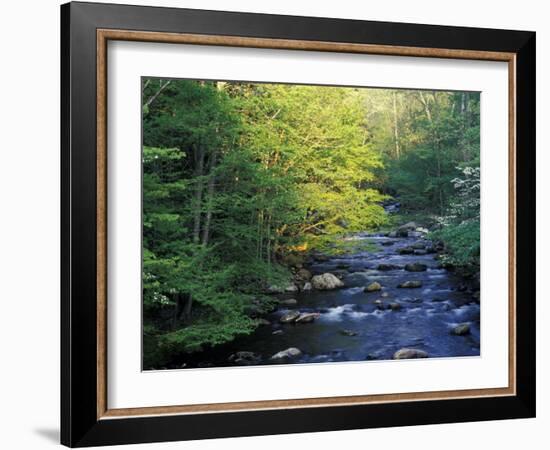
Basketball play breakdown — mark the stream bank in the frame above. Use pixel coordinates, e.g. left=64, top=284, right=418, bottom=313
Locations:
left=169, top=222, right=481, bottom=369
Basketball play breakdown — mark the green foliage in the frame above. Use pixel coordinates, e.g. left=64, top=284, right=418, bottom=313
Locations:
left=431, top=166, right=480, bottom=271
left=431, top=221, right=480, bottom=269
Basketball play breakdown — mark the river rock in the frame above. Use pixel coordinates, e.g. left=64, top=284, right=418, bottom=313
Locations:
left=228, top=351, right=261, bottom=365
left=398, top=221, right=418, bottom=231
left=302, top=282, right=312, bottom=291
left=398, top=280, right=423, bottom=288
left=377, top=263, right=400, bottom=271
left=272, top=329, right=284, bottom=335
left=389, top=302, right=402, bottom=311
left=295, top=312, right=320, bottom=323
left=411, top=242, right=426, bottom=249
left=405, top=263, right=427, bottom=272
left=313, top=254, right=330, bottom=262
left=279, top=310, right=301, bottom=323
left=296, top=268, right=312, bottom=281
left=374, top=299, right=387, bottom=310
left=413, top=249, right=428, bottom=255
left=311, top=273, right=344, bottom=290
left=256, top=318, right=271, bottom=326
left=270, top=347, right=302, bottom=360
left=366, top=350, right=384, bottom=360
left=285, top=283, right=299, bottom=293
left=381, top=292, right=390, bottom=298
left=393, top=348, right=429, bottom=359
left=399, top=247, right=414, bottom=255
left=266, top=284, right=285, bottom=294
left=340, top=329, right=358, bottom=336
left=451, top=323, right=471, bottom=336
left=381, top=241, right=394, bottom=246
left=336, top=262, right=350, bottom=269
left=365, top=281, right=382, bottom=292
left=279, top=298, right=298, bottom=306
left=396, top=221, right=419, bottom=236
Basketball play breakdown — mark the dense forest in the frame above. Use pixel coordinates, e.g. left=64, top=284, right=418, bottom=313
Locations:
left=142, top=78, right=480, bottom=368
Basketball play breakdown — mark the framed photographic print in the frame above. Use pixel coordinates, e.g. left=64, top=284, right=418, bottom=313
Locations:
left=61, top=1, right=536, bottom=447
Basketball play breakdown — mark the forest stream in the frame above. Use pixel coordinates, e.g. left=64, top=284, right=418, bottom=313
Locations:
left=169, top=220, right=481, bottom=369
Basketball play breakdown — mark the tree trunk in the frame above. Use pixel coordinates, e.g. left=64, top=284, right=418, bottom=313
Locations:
left=193, top=146, right=205, bottom=244
left=143, top=80, right=171, bottom=111
left=392, top=91, right=400, bottom=159
left=182, top=295, right=193, bottom=324
left=418, top=91, right=432, bottom=123
left=201, top=151, right=218, bottom=247
left=172, top=293, right=193, bottom=327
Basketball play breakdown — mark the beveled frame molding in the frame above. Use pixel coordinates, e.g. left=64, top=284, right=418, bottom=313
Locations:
left=96, top=28, right=517, bottom=420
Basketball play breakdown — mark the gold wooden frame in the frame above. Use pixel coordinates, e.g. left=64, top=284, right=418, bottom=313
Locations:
left=96, top=29, right=516, bottom=420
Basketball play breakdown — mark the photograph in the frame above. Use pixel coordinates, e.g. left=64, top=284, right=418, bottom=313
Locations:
left=141, top=78, right=481, bottom=370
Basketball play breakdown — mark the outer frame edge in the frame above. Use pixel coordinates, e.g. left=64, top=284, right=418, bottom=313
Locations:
left=61, top=2, right=536, bottom=446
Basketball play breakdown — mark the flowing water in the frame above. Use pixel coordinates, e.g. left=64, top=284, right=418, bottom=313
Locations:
left=172, top=232, right=480, bottom=369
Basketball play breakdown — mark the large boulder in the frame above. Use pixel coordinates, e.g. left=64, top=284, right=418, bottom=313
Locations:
left=393, top=348, right=428, bottom=359
left=399, top=221, right=418, bottom=231
left=405, top=263, right=427, bottom=272
left=364, top=281, right=382, bottom=292
left=398, top=280, right=423, bottom=288
left=295, top=312, right=320, bottom=324
left=451, top=323, right=471, bottom=336
left=279, top=310, right=301, bottom=323
left=270, top=347, right=302, bottom=360
left=311, top=273, right=344, bottom=290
